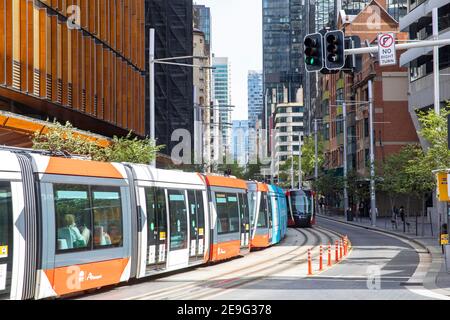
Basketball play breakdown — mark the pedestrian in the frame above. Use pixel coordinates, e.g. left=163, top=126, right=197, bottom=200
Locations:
left=399, top=206, right=405, bottom=222
left=369, top=207, right=378, bottom=221
left=392, top=206, right=399, bottom=230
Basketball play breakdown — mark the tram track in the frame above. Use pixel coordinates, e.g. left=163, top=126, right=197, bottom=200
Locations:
left=132, top=227, right=344, bottom=300
left=126, top=229, right=310, bottom=300
left=184, top=227, right=340, bottom=300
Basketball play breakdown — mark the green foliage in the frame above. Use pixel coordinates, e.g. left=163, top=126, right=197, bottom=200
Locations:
left=312, top=171, right=344, bottom=199
left=278, top=135, right=325, bottom=186
left=379, top=106, right=450, bottom=200
left=105, top=133, right=164, bottom=164
left=32, top=120, right=164, bottom=164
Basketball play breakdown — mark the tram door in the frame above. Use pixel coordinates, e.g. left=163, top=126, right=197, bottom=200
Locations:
left=0, top=182, right=13, bottom=300
left=239, top=193, right=250, bottom=249
left=188, top=191, right=206, bottom=262
left=145, top=187, right=168, bottom=272
left=267, top=194, right=273, bottom=243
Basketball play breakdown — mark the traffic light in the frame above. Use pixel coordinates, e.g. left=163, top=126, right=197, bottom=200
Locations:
left=304, top=33, right=324, bottom=72
left=325, top=30, right=345, bottom=70
left=343, top=36, right=362, bottom=74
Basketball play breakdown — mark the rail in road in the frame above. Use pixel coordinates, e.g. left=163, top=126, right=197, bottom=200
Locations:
left=76, top=227, right=346, bottom=300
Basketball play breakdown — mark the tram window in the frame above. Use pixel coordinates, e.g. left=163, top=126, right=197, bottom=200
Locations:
left=215, top=193, right=240, bottom=235
left=92, top=187, right=123, bottom=248
left=239, top=193, right=249, bottom=225
left=196, top=191, right=205, bottom=233
left=0, top=182, right=12, bottom=250
left=292, top=193, right=307, bottom=214
left=155, top=188, right=167, bottom=238
left=257, top=195, right=268, bottom=228
left=248, top=191, right=257, bottom=227
left=54, top=185, right=91, bottom=252
left=54, top=184, right=124, bottom=253
left=168, top=190, right=188, bottom=251
left=145, top=188, right=157, bottom=241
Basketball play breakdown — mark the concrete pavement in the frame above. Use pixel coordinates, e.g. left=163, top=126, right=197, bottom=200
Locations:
left=318, top=213, right=450, bottom=297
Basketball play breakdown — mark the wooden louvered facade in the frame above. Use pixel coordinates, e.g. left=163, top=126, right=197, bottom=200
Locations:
left=0, top=0, right=146, bottom=138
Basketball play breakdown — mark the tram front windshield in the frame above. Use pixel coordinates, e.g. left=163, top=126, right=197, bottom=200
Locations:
left=291, top=191, right=312, bottom=216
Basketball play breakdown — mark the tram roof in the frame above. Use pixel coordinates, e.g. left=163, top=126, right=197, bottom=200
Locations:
left=204, top=175, right=248, bottom=190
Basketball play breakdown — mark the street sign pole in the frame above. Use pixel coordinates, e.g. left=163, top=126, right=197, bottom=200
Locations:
left=149, top=28, right=156, bottom=167
left=368, top=79, right=377, bottom=227
left=343, top=102, right=349, bottom=221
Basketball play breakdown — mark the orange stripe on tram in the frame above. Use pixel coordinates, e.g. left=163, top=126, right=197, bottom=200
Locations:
left=205, top=175, right=248, bottom=190
left=251, top=234, right=270, bottom=248
left=45, top=157, right=124, bottom=179
left=257, top=182, right=269, bottom=192
left=45, top=258, right=129, bottom=296
left=210, top=240, right=241, bottom=261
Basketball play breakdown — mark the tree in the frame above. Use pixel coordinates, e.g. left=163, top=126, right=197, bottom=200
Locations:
left=379, top=144, right=426, bottom=217
left=32, top=120, right=164, bottom=164
left=278, top=135, right=325, bottom=187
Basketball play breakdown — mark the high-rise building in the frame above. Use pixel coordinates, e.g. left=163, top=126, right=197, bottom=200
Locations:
left=262, top=0, right=313, bottom=179
left=273, top=102, right=305, bottom=177
left=193, top=28, right=212, bottom=170
left=212, top=56, right=232, bottom=148
left=193, top=4, right=212, bottom=54
left=145, top=0, right=194, bottom=157
left=399, top=0, right=450, bottom=146
left=0, top=0, right=147, bottom=147
left=231, top=120, right=250, bottom=166
left=248, top=71, right=263, bottom=130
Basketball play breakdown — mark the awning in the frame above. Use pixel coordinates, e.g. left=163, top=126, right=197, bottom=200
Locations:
left=0, top=111, right=111, bottom=148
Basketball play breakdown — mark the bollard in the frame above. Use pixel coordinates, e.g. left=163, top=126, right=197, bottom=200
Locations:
left=344, top=236, right=348, bottom=255
left=307, top=249, right=313, bottom=275
left=339, top=239, right=343, bottom=259
left=335, top=240, right=339, bottom=262
left=328, top=243, right=332, bottom=267
left=319, top=245, right=323, bottom=271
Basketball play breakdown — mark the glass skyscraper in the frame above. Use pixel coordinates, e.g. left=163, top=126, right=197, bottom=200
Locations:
left=248, top=71, right=263, bottom=130
left=193, top=4, right=212, bottom=54
left=262, top=0, right=311, bottom=156
left=212, top=57, right=232, bottom=147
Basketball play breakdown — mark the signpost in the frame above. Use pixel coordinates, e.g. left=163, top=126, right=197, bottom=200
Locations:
left=378, top=33, right=396, bottom=66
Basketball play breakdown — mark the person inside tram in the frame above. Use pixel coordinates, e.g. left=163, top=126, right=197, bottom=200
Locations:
left=107, top=223, right=122, bottom=246
left=57, top=214, right=87, bottom=250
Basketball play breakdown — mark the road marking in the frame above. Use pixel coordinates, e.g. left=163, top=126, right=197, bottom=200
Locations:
left=318, top=216, right=450, bottom=300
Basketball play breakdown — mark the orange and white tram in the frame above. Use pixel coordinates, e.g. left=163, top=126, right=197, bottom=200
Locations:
left=0, top=149, right=259, bottom=300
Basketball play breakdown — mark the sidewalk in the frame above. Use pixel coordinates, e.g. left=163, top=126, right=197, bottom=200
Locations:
left=317, top=212, right=450, bottom=296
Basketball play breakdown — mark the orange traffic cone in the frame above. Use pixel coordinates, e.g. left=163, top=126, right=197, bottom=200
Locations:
left=335, top=240, right=339, bottom=263
left=328, top=243, right=332, bottom=267
left=308, top=249, right=313, bottom=276
left=319, top=245, right=323, bottom=271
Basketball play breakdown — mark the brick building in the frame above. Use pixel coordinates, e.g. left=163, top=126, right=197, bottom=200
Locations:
left=318, top=0, right=420, bottom=215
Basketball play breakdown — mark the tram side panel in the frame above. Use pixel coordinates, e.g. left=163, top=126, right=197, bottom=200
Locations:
left=130, top=165, right=209, bottom=279
left=250, top=183, right=271, bottom=249
left=205, top=176, right=249, bottom=262
left=0, top=152, right=28, bottom=300
left=32, top=156, right=133, bottom=299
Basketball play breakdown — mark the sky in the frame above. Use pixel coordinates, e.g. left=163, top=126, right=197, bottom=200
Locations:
left=194, top=0, right=263, bottom=121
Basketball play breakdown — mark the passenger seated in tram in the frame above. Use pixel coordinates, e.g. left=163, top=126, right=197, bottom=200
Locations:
left=107, top=223, right=123, bottom=246
left=57, top=214, right=87, bottom=250
left=94, top=225, right=112, bottom=246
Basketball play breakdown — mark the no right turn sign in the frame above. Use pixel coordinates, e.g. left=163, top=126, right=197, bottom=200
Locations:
left=378, top=33, right=397, bottom=66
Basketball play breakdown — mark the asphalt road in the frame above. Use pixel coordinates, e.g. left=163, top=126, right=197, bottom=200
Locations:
left=78, top=217, right=447, bottom=300
left=213, top=217, right=437, bottom=300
